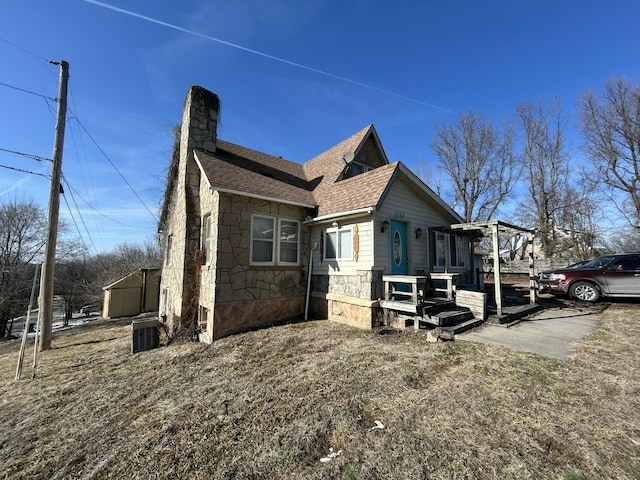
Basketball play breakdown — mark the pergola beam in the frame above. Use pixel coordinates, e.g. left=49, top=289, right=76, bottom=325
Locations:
left=445, top=220, right=537, bottom=318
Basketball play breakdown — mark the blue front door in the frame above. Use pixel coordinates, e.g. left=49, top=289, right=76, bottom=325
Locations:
left=390, top=220, right=408, bottom=275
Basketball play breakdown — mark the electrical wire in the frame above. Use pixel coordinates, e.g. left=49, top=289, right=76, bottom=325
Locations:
left=61, top=186, right=96, bottom=254
left=66, top=97, right=98, bottom=208
left=61, top=177, right=142, bottom=228
left=0, top=164, right=49, bottom=178
left=0, top=147, right=51, bottom=163
left=0, top=35, right=50, bottom=62
left=68, top=117, right=159, bottom=222
left=0, top=81, right=57, bottom=102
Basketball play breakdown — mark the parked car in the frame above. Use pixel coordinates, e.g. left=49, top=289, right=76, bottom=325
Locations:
left=538, top=253, right=640, bottom=302
left=80, top=305, right=101, bottom=316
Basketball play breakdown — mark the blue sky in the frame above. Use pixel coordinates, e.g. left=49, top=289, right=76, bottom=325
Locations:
left=1, top=0, right=639, bottom=253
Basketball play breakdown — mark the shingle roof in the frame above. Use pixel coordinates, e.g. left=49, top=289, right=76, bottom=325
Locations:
left=195, top=142, right=316, bottom=207
left=314, top=162, right=399, bottom=217
left=194, top=124, right=454, bottom=222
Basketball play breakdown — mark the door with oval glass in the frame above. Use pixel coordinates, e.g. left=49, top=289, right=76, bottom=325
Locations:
left=390, top=220, right=408, bottom=275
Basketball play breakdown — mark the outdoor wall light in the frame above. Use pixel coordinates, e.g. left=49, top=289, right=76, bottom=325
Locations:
left=332, top=221, right=339, bottom=229
left=415, top=227, right=423, bottom=239
left=381, top=220, right=389, bottom=233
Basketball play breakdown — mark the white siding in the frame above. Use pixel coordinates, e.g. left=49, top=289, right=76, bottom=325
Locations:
left=309, top=216, right=374, bottom=275
left=375, top=175, right=459, bottom=274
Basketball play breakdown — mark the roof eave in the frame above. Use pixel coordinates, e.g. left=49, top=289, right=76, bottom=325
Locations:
left=304, top=206, right=376, bottom=224
left=213, top=186, right=316, bottom=209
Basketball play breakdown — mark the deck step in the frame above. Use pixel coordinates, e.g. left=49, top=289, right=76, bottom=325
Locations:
left=441, top=317, right=484, bottom=335
left=427, top=307, right=475, bottom=326
left=421, top=299, right=456, bottom=316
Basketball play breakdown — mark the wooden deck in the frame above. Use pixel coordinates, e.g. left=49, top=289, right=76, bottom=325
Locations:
left=380, top=273, right=537, bottom=334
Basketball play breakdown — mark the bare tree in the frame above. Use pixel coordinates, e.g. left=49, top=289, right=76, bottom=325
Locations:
left=430, top=110, right=518, bottom=222
left=92, top=239, right=162, bottom=289
left=515, top=98, right=580, bottom=257
left=55, top=259, right=92, bottom=326
left=579, top=76, right=640, bottom=230
left=415, top=160, right=444, bottom=197
left=607, top=225, right=640, bottom=252
left=0, top=198, right=47, bottom=337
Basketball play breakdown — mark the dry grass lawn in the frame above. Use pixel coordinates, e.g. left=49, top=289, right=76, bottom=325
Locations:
left=0, top=303, right=639, bottom=479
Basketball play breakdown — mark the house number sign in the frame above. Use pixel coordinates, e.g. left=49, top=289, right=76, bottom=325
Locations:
left=394, top=212, right=406, bottom=219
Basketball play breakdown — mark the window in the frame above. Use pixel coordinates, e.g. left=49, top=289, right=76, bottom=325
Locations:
left=613, top=255, right=640, bottom=271
left=450, top=235, right=465, bottom=267
left=434, top=232, right=465, bottom=268
left=199, top=306, right=208, bottom=331
left=435, top=232, right=447, bottom=267
left=325, top=227, right=353, bottom=261
left=166, top=235, right=173, bottom=266
left=251, top=215, right=275, bottom=264
left=203, top=214, right=212, bottom=264
left=349, top=162, right=371, bottom=176
left=456, top=236, right=466, bottom=267
left=251, top=215, right=300, bottom=265
left=279, top=219, right=300, bottom=264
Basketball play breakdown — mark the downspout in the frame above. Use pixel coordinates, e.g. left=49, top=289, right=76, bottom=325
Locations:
left=304, top=242, right=318, bottom=321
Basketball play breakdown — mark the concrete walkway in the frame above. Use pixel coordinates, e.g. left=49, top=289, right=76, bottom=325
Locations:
left=457, top=307, right=601, bottom=359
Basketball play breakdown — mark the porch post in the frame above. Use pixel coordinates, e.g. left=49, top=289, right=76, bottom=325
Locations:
left=491, top=223, right=502, bottom=317
left=527, top=232, right=536, bottom=305
left=468, top=236, right=475, bottom=286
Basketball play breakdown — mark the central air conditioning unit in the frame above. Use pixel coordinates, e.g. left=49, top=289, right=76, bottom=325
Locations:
left=131, top=318, right=159, bottom=353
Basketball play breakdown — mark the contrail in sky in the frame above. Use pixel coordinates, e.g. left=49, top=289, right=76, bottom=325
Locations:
left=83, top=0, right=454, bottom=114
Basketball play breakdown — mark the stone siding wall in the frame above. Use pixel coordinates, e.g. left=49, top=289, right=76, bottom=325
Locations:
left=311, top=269, right=383, bottom=300
left=213, top=297, right=305, bottom=339
left=159, top=87, right=219, bottom=331
left=308, top=269, right=383, bottom=329
left=200, top=192, right=312, bottom=340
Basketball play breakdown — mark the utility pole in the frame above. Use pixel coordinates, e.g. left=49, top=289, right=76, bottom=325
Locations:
left=38, top=60, right=69, bottom=352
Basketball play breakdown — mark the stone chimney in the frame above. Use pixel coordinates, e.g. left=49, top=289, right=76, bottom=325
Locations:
left=181, top=85, right=220, bottom=154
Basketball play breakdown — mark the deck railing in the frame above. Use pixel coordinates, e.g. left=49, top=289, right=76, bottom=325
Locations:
left=382, top=273, right=458, bottom=304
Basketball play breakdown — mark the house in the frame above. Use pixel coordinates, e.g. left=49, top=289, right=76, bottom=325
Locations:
left=158, top=85, right=471, bottom=343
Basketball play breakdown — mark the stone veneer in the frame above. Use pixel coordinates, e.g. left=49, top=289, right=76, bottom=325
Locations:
left=198, top=192, right=311, bottom=341
left=309, top=269, right=384, bottom=329
left=159, top=86, right=219, bottom=333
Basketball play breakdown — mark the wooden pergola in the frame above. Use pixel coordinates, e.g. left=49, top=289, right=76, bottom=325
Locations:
left=447, top=220, right=537, bottom=318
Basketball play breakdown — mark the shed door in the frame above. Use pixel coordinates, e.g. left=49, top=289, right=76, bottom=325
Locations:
left=390, top=220, right=408, bottom=275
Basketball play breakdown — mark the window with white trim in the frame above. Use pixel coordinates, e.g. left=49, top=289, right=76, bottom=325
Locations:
left=278, top=219, right=300, bottom=264
left=251, top=215, right=300, bottom=265
left=325, top=227, right=353, bottom=261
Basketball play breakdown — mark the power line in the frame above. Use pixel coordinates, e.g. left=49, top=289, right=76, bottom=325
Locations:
left=60, top=178, right=97, bottom=254
left=0, top=147, right=51, bottom=163
left=69, top=116, right=159, bottom=222
left=0, top=81, right=57, bottom=102
left=62, top=178, right=142, bottom=228
left=0, top=163, right=49, bottom=178
left=0, top=35, right=50, bottom=62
